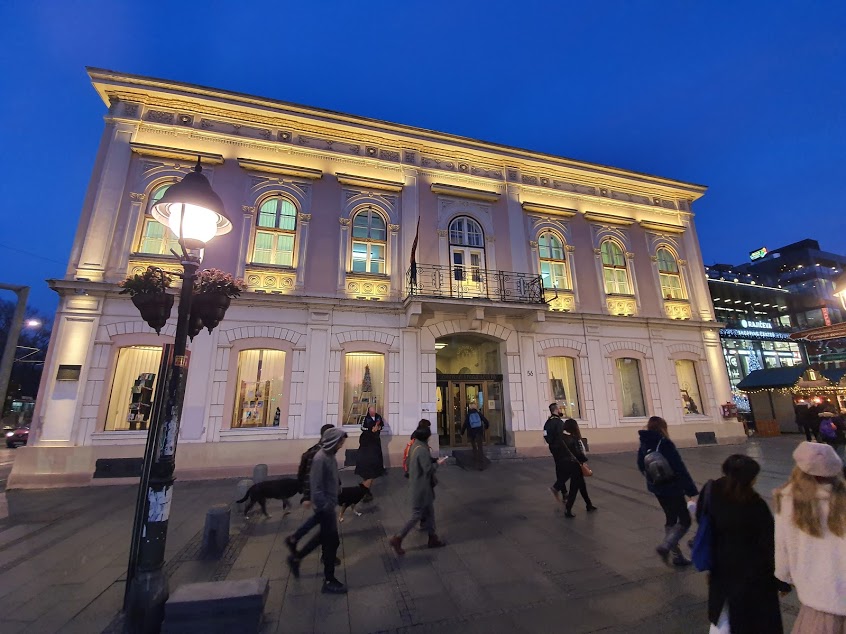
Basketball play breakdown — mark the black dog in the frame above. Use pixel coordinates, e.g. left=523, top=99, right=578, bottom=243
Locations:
left=338, top=484, right=369, bottom=522
left=235, top=478, right=301, bottom=518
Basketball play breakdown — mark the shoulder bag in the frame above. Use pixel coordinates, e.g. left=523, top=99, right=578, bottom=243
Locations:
left=691, top=479, right=714, bottom=572
left=563, top=436, right=593, bottom=477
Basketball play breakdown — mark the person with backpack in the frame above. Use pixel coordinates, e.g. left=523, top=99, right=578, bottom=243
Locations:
left=461, top=401, right=489, bottom=471
left=389, top=424, right=448, bottom=555
left=544, top=403, right=569, bottom=502
left=698, top=455, right=790, bottom=634
left=637, top=416, right=698, bottom=566
left=774, top=442, right=846, bottom=633
left=818, top=411, right=846, bottom=464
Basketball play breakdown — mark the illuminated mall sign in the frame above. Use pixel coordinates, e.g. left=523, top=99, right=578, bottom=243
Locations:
left=749, top=246, right=768, bottom=261
left=740, top=319, right=773, bottom=330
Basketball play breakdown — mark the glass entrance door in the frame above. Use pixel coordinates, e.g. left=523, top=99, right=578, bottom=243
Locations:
left=437, top=379, right=504, bottom=447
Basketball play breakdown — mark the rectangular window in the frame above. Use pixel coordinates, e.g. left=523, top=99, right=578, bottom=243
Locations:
left=139, top=219, right=180, bottom=256
left=105, top=346, right=163, bottom=431
left=541, top=261, right=569, bottom=289
left=369, top=243, right=385, bottom=274
left=660, top=273, right=685, bottom=299
left=615, top=358, right=647, bottom=418
left=547, top=356, right=581, bottom=419
left=253, top=231, right=294, bottom=267
left=342, top=353, right=385, bottom=426
left=604, top=268, right=630, bottom=295
left=674, top=360, right=704, bottom=415
left=233, top=349, right=286, bottom=428
left=351, top=241, right=385, bottom=275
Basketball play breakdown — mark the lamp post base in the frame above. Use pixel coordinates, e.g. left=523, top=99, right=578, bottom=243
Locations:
left=126, top=569, right=169, bottom=634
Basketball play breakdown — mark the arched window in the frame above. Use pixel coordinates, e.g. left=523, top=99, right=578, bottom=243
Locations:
left=252, top=196, right=297, bottom=267
left=657, top=248, right=685, bottom=299
left=538, top=232, right=569, bottom=290
left=601, top=240, right=631, bottom=295
left=449, top=217, right=484, bottom=247
left=351, top=208, right=386, bottom=274
left=138, top=184, right=180, bottom=255
left=448, top=217, right=485, bottom=283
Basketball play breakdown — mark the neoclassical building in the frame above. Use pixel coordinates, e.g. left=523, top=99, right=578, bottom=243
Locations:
left=11, top=68, right=743, bottom=487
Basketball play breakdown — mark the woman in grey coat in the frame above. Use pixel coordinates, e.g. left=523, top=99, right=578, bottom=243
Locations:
left=389, top=424, right=447, bottom=555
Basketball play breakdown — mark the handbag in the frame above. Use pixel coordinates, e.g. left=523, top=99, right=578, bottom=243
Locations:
left=691, top=480, right=714, bottom=572
left=563, top=436, right=593, bottom=477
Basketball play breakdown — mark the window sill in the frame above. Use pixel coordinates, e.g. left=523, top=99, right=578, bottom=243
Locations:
left=91, top=430, right=149, bottom=445
left=219, top=427, right=289, bottom=441
left=346, top=272, right=389, bottom=279
left=246, top=263, right=296, bottom=272
left=619, top=416, right=649, bottom=425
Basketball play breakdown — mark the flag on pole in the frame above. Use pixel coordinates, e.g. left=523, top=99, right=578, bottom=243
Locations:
left=409, top=217, right=420, bottom=287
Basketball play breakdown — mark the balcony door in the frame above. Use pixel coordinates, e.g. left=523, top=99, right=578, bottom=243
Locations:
left=448, top=216, right=486, bottom=298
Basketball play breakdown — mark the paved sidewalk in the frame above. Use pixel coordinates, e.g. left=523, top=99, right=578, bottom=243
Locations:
left=0, top=437, right=806, bottom=633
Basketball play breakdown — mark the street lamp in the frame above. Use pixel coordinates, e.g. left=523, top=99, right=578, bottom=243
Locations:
left=125, top=159, right=232, bottom=633
left=834, top=272, right=846, bottom=311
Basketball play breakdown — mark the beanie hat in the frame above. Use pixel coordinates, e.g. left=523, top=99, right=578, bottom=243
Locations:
left=793, top=441, right=843, bottom=478
left=320, top=427, right=348, bottom=452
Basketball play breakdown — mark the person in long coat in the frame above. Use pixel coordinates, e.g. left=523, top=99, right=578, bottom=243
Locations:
left=355, top=406, right=385, bottom=502
left=389, top=426, right=447, bottom=555
left=700, top=454, right=789, bottom=634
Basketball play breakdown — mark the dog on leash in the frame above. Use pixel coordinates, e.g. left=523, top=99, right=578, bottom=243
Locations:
left=235, top=477, right=301, bottom=518
left=337, top=483, right=369, bottom=522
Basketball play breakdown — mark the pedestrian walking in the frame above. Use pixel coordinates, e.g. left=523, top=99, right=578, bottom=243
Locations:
left=356, top=406, right=386, bottom=502
left=559, top=418, right=596, bottom=518
left=286, top=427, right=348, bottom=594
left=544, top=403, right=569, bottom=502
left=799, top=403, right=820, bottom=442
left=461, top=401, right=489, bottom=470
left=700, top=454, right=789, bottom=634
left=389, top=424, right=447, bottom=555
left=775, top=441, right=846, bottom=633
left=637, top=416, right=698, bottom=566
left=818, top=410, right=846, bottom=466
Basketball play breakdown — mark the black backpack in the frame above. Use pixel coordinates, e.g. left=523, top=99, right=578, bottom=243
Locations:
left=643, top=439, right=675, bottom=485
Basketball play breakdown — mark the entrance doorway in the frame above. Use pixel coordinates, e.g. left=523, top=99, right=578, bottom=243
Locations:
left=435, top=333, right=505, bottom=447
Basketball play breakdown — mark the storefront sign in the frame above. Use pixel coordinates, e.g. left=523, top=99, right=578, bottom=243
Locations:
left=720, top=328, right=790, bottom=340
left=749, top=246, right=768, bottom=261
left=740, top=319, right=773, bottom=330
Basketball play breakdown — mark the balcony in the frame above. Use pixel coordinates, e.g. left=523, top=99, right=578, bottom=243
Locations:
left=406, top=264, right=545, bottom=305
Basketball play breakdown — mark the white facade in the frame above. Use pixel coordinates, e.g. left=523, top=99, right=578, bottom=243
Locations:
left=10, top=68, right=743, bottom=488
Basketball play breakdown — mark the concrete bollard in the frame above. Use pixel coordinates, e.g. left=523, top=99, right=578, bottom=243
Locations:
left=235, top=479, right=253, bottom=514
left=252, top=464, right=268, bottom=484
left=202, top=504, right=230, bottom=556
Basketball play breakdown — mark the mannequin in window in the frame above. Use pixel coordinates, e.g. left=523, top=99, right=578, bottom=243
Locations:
left=356, top=406, right=385, bottom=502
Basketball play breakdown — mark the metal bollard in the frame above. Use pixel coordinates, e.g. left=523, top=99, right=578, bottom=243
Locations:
left=202, top=504, right=230, bottom=556
left=235, top=478, right=253, bottom=514
left=252, top=464, right=268, bottom=484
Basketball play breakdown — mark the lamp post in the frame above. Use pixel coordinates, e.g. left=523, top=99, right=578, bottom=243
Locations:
left=0, top=284, right=29, bottom=417
left=125, top=159, right=232, bottom=633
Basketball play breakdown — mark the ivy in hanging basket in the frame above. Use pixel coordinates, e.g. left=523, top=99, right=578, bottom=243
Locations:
left=119, top=267, right=174, bottom=334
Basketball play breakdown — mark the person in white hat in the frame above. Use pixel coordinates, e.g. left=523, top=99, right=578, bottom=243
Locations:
left=774, top=442, right=846, bottom=633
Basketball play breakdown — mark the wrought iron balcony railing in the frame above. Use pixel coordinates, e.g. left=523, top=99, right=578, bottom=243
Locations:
left=406, top=264, right=546, bottom=304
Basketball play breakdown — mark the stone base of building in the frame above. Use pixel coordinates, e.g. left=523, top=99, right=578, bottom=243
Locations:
left=7, top=422, right=746, bottom=489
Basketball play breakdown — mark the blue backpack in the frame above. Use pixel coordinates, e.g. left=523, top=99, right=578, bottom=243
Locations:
left=691, top=480, right=714, bottom=572
left=468, top=411, right=483, bottom=429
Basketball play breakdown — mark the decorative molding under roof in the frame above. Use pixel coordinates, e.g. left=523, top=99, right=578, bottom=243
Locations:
left=583, top=211, right=635, bottom=226
left=430, top=183, right=500, bottom=202
left=521, top=201, right=578, bottom=218
left=129, top=142, right=224, bottom=164
left=237, top=158, right=323, bottom=179
left=639, top=220, right=686, bottom=234
left=335, top=173, right=404, bottom=192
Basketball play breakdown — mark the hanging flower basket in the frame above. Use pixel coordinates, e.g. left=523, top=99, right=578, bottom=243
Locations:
left=192, top=293, right=232, bottom=333
left=187, top=312, right=205, bottom=341
left=131, top=293, right=175, bottom=335
left=119, top=267, right=174, bottom=335
left=189, top=269, right=245, bottom=336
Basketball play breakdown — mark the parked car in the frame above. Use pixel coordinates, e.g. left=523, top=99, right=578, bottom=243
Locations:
left=5, top=427, right=29, bottom=448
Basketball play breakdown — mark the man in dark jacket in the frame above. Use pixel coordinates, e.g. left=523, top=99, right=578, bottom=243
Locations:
left=286, top=427, right=348, bottom=594
left=461, top=401, right=490, bottom=471
left=543, top=403, right=569, bottom=501
left=298, top=424, right=335, bottom=503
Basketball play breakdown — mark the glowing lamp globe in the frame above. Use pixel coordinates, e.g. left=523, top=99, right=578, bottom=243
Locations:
left=150, top=160, right=232, bottom=250
left=834, top=272, right=846, bottom=310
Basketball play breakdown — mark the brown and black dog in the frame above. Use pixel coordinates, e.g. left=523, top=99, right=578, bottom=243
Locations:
left=236, top=477, right=301, bottom=518
left=337, top=483, right=369, bottom=522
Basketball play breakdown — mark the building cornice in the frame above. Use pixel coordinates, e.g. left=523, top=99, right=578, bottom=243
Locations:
left=129, top=142, right=224, bottom=165
left=237, top=158, right=323, bottom=179
left=430, top=183, right=500, bottom=202
left=87, top=67, right=708, bottom=201
left=583, top=212, right=636, bottom=226
left=335, top=173, right=404, bottom=192
left=521, top=201, right=578, bottom=218
left=639, top=220, right=686, bottom=234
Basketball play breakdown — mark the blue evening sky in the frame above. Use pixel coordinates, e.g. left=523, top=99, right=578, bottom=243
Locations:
left=1, top=0, right=844, bottom=312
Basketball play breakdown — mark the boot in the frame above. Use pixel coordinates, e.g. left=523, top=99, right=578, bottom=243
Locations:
left=389, top=535, right=405, bottom=556
left=657, top=525, right=687, bottom=566
left=427, top=534, right=446, bottom=549
left=322, top=578, right=347, bottom=594
left=671, top=546, right=692, bottom=567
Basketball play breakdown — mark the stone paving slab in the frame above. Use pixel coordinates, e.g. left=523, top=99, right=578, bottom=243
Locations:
left=0, top=436, right=809, bottom=633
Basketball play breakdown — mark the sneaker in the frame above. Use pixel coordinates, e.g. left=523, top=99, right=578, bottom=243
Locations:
left=427, top=535, right=446, bottom=549
left=284, top=536, right=297, bottom=555
left=656, top=545, right=671, bottom=565
left=287, top=555, right=301, bottom=578
left=564, top=509, right=576, bottom=519
left=586, top=505, right=598, bottom=512
left=549, top=486, right=561, bottom=503
left=322, top=578, right=348, bottom=594
left=389, top=535, right=405, bottom=556
left=672, top=554, right=692, bottom=567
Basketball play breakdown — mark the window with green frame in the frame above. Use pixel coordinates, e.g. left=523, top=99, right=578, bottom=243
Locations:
left=657, top=248, right=685, bottom=299
left=252, top=197, right=297, bottom=267
left=601, top=241, right=631, bottom=295
left=350, top=209, right=387, bottom=274
left=138, top=184, right=181, bottom=255
left=538, top=232, right=569, bottom=290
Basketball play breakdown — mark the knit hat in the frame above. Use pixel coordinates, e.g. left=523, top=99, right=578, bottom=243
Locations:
left=793, top=441, right=843, bottom=478
left=320, top=427, right=348, bottom=452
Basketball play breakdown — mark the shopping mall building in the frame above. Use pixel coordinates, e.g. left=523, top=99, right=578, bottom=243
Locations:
left=10, top=68, right=744, bottom=487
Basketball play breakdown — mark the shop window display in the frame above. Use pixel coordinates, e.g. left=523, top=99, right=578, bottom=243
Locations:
left=615, top=357, right=647, bottom=417
left=343, top=353, right=385, bottom=425
left=546, top=356, right=581, bottom=418
left=674, top=360, right=704, bottom=415
left=105, top=346, right=163, bottom=431
left=233, top=349, right=286, bottom=428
